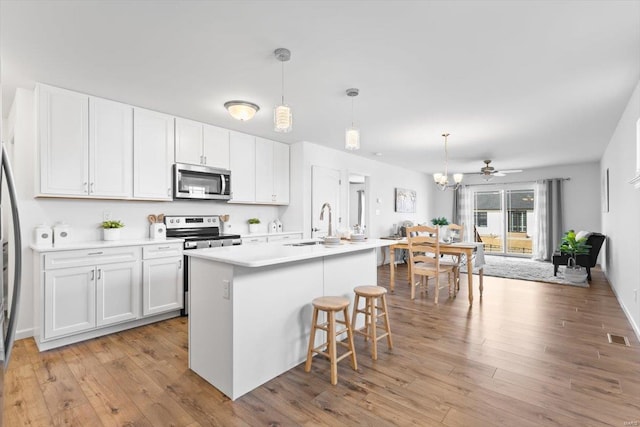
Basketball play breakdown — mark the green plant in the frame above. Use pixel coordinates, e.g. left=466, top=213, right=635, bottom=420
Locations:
left=101, top=220, right=124, bottom=229
left=431, top=217, right=449, bottom=226
left=247, top=218, right=261, bottom=225
left=558, top=230, right=590, bottom=257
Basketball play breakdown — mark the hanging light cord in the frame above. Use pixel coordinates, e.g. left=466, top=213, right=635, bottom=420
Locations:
left=281, top=60, right=285, bottom=105
left=351, top=96, right=355, bottom=127
left=443, top=133, right=449, bottom=178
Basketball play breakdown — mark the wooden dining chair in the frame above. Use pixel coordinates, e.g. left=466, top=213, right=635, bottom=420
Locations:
left=444, top=223, right=464, bottom=287
left=406, top=225, right=456, bottom=302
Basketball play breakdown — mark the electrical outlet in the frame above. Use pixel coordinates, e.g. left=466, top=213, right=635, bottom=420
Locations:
left=103, top=211, right=112, bottom=221
left=223, top=280, right=230, bottom=299
left=634, top=289, right=638, bottom=303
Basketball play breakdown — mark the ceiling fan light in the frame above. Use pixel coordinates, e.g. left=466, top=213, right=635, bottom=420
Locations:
left=345, top=127, right=360, bottom=150
left=274, top=104, right=292, bottom=132
left=224, top=100, right=259, bottom=121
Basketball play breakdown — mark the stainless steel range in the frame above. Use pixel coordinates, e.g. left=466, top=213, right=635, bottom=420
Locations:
left=164, top=215, right=241, bottom=314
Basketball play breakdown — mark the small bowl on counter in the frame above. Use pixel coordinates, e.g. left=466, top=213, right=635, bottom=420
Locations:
left=349, top=234, right=366, bottom=242
left=323, top=236, right=341, bottom=246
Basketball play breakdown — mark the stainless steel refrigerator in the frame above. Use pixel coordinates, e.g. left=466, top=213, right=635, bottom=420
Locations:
left=0, top=142, right=23, bottom=426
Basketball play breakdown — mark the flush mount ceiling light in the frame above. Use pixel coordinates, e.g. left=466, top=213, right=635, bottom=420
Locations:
left=224, top=100, right=260, bottom=121
left=274, top=48, right=292, bottom=133
left=345, top=88, right=360, bottom=150
left=433, top=133, right=463, bottom=191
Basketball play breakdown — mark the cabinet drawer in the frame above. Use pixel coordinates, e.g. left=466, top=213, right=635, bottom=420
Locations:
left=44, top=246, right=140, bottom=270
left=267, top=234, right=303, bottom=242
left=242, top=236, right=268, bottom=245
left=143, top=243, right=183, bottom=259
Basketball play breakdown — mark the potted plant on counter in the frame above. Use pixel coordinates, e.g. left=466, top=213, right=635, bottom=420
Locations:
left=101, top=220, right=124, bottom=241
left=247, top=218, right=260, bottom=234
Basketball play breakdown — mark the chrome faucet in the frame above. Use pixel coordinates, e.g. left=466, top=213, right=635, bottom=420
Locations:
left=319, top=202, right=333, bottom=236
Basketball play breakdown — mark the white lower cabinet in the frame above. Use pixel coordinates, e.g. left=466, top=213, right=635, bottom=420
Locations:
left=35, top=243, right=182, bottom=351
left=142, top=243, right=184, bottom=316
left=96, top=261, right=141, bottom=326
left=44, top=265, right=96, bottom=339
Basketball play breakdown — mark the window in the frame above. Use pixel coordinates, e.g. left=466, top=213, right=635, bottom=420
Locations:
left=475, top=211, right=488, bottom=227
left=509, top=211, right=527, bottom=233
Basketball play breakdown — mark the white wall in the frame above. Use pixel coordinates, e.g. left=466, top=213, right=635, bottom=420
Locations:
left=281, top=141, right=435, bottom=255
left=601, top=80, right=640, bottom=339
left=432, top=162, right=602, bottom=234
left=9, top=89, right=284, bottom=337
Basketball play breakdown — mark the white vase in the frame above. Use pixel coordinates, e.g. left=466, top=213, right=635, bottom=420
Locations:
left=103, top=228, right=121, bottom=241
left=249, top=224, right=259, bottom=234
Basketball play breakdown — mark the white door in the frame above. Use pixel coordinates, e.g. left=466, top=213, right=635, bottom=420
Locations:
left=175, top=117, right=204, bottom=165
left=229, top=131, right=256, bottom=203
left=311, top=166, right=341, bottom=238
left=133, top=107, right=175, bottom=200
left=89, top=97, right=133, bottom=198
left=96, top=261, right=141, bottom=326
left=44, top=266, right=96, bottom=339
left=255, top=137, right=275, bottom=203
left=142, top=257, right=183, bottom=316
left=203, top=124, right=230, bottom=169
left=38, top=84, right=89, bottom=196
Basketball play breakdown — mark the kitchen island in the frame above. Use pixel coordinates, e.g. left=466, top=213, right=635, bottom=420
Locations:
left=185, top=239, right=392, bottom=400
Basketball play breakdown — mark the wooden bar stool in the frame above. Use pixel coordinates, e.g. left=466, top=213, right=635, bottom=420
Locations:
left=305, top=296, right=358, bottom=385
left=351, top=286, right=393, bottom=360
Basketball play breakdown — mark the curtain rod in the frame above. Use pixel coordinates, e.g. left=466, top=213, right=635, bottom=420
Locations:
left=462, top=177, right=571, bottom=187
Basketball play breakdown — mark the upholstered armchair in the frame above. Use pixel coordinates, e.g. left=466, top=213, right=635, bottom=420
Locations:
left=552, top=232, right=605, bottom=281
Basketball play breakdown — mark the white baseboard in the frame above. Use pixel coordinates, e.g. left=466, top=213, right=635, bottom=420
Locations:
left=607, top=274, right=640, bottom=343
left=16, top=328, right=34, bottom=341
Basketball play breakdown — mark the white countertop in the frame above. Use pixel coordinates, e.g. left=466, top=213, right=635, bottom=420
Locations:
left=240, top=231, right=303, bottom=238
left=184, top=238, right=393, bottom=267
left=30, top=238, right=184, bottom=253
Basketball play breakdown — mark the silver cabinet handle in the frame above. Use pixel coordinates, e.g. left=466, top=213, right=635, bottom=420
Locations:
left=203, top=156, right=207, bottom=164
left=90, top=182, right=94, bottom=193
left=97, top=269, right=101, bottom=280
left=178, top=259, right=182, bottom=269
left=157, top=246, right=170, bottom=250
left=90, top=270, right=95, bottom=280
left=88, top=251, right=103, bottom=255
left=83, top=181, right=88, bottom=193
left=167, top=188, right=171, bottom=197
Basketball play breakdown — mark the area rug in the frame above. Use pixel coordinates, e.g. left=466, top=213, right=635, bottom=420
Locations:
left=463, top=255, right=589, bottom=288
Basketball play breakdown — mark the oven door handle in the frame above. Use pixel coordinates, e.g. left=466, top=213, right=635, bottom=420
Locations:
left=221, top=174, right=226, bottom=196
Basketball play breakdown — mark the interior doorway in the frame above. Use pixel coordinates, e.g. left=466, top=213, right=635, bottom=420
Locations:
left=348, top=173, right=369, bottom=235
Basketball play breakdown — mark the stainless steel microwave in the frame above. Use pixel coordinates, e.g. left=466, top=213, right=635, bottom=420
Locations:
left=173, top=163, right=231, bottom=200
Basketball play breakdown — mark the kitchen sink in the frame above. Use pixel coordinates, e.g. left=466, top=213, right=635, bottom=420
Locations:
left=285, top=241, right=321, bottom=247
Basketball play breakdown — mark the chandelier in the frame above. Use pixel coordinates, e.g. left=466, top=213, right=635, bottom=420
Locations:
left=433, top=133, right=463, bottom=191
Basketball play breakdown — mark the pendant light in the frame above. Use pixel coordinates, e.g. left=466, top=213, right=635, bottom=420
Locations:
left=345, top=88, right=360, bottom=150
left=224, top=100, right=260, bottom=121
left=433, top=133, right=463, bottom=191
left=274, top=48, right=292, bottom=133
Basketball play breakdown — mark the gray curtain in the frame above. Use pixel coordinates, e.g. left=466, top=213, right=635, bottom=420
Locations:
left=533, top=179, right=564, bottom=261
left=452, top=187, right=461, bottom=225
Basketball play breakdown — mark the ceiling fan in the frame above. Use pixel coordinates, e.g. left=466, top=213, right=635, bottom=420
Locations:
left=478, top=160, right=523, bottom=179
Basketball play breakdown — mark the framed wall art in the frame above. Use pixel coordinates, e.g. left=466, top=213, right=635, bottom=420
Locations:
left=395, top=187, right=416, bottom=213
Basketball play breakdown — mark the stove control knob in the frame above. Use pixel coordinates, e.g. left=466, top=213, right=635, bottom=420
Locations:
left=170, top=219, right=174, bottom=223
left=176, top=219, right=181, bottom=223
left=208, top=218, right=212, bottom=222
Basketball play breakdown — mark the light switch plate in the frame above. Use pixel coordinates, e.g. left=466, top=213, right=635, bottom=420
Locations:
left=223, top=280, right=230, bottom=299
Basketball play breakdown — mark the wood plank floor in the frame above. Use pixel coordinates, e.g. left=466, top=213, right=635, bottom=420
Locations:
left=5, top=264, right=640, bottom=426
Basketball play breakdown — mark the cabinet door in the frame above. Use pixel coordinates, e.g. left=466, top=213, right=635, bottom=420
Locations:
left=96, top=261, right=141, bottom=326
left=255, top=137, right=275, bottom=203
left=203, top=124, right=230, bottom=169
left=133, top=108, right=175, bottom=200
left=89, top=97, right=133, bottom=198
left=44, top=266, right=96, bottom=339
left=175, top=117, right=203, bottom=165
left=142, top=257, right=183, bottom=316
left=229, top=132, right=256, bottom=203
left=273, top=141, right=290, bottom=205
left=38, top=84, right=89, bottom=196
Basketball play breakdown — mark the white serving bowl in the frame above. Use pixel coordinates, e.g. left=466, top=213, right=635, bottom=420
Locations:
left=323, top=236, right=341, bottom=245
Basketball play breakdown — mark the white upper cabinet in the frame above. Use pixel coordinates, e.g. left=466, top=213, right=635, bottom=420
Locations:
left=89, top=97, right=133, bottom=198
left=273, top=140, right=290, bottom=205
left=255, top=137, right=290, bottom=205
left=133, top=107, right=175, bottom=200
left=176, top=118, right=230, bottom=169
left=37, top=84, right=89, bottom=196
left=203, top=124, right=230, bottom=169
left=175, top=117, right=204, bottom=165
left=229, top=131, right=256, bottom=203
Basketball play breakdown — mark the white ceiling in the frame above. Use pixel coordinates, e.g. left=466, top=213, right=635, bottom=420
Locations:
left=2, top=0, right=639, bottom=175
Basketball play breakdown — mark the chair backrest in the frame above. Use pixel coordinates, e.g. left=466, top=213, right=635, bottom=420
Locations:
left=448, top=223, right=464, bottom=242
left=473, top=225, right=483, bottom=243
left=586, top=233, right=605, bottom=266
left=406, top=225, right=441, bottom=269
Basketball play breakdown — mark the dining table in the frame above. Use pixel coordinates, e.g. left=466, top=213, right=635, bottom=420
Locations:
left=385, top=238, right=484, bottom=306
